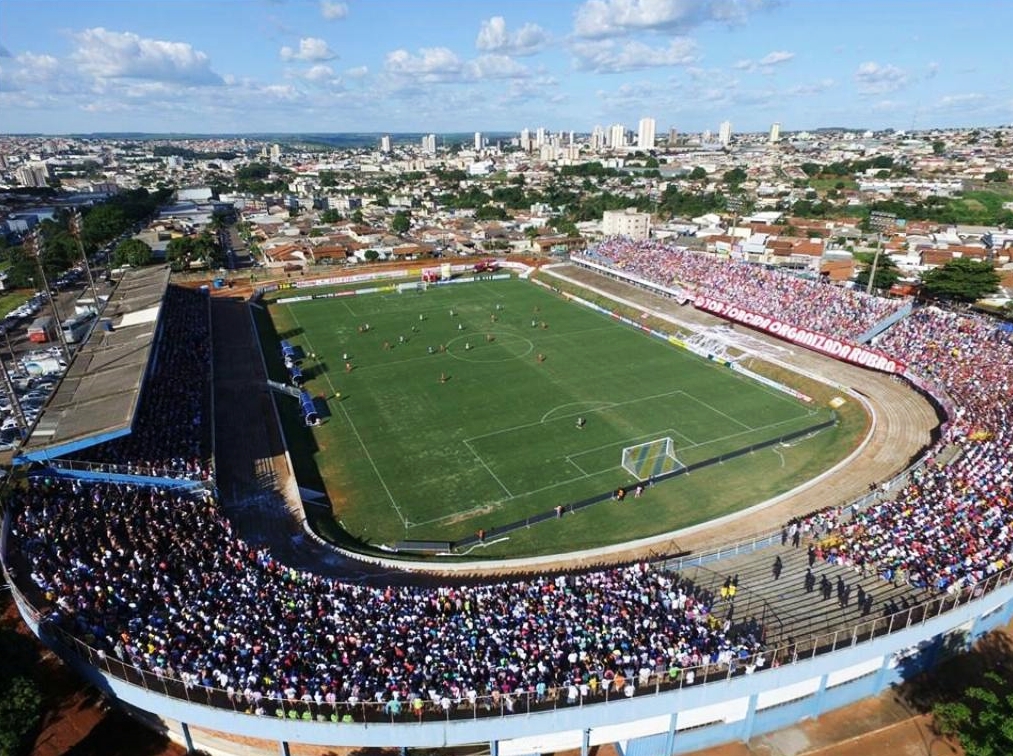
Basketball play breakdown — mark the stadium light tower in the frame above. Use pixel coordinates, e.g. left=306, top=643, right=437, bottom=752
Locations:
left=69, top=209, right=102, bottom=314
left=26, top=229, right=72, bottom=362
left=866, top=211, right=896, bottom=295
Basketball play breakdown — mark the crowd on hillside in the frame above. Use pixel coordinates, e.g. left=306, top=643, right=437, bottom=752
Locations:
left=67, top=285, right=213, bottom=482
left=584, top=238, right=905, bottom=343
left=9, top=478, right=764, bottom=716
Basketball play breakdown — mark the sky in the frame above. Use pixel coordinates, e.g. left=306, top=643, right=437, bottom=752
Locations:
left=1, top=0, right=1012, bottom=136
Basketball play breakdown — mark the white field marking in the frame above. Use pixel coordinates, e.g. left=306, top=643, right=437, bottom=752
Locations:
left=772, top=447, right=786, bottom=468
left=285, top=304, right=408, bottom=529
left=462, top=438, right=513, bottom=498
left=342, top=300, right=357, bottom=317
left=457, top=536, right=510, bottom=555
left=680, top=391, right=754, bottom=431
left=464, top=388, right=685, bottom=444
left=566, top=456, right=589, bottom=476
left=540, top=401, right=617, bottom=424
left=410, top=413, right=826, bottom=528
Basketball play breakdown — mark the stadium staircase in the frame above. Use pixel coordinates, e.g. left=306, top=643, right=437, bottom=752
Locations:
left=857, top=300, right=914, bottom=344
left=674, top=541, right=928, bottom=649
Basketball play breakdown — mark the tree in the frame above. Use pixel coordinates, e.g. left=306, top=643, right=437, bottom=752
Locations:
left=0, top=625, right=42, bottom=756
left=391, top=210, right=411, bottom=234
left=854, top=255, right=901, bottom=292
left=320, top=209, right=342, bottom=224
left=644, top=156, right=660, bottom=168
left=934, top=671, right=1013, bottom=756
left=984, top=169, right=1009, bottom=183
left=364, top=249, right=379, bottom=261
left=932, top=140, right=946, bottom=155
left=688, top=166, right=707, bottom=180
left=921, top=258, right=1001, bottom=302
left=351, top=209, right=365, bottom=224
left=113, top=238, right=153, bottom=267
left=723, top=167, right=747, bottom=186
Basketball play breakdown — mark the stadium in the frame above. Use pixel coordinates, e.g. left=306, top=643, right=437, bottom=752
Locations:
left=2, top=243, right=1012, bottom=756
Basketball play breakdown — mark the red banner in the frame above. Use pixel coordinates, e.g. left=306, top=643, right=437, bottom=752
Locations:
left=693, top=296, right=905, bottom=374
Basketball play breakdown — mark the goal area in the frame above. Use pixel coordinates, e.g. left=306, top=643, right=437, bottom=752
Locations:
left=621, top=437, right=683, bottom=481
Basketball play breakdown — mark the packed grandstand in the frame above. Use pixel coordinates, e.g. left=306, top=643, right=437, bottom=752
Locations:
left=3, top=242, right=1013, bottom=724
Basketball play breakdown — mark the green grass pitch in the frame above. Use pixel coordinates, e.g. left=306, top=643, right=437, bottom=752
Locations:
left=259, top=277, right=851, bottom=555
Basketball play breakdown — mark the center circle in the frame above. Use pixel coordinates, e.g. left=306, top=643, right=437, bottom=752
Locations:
left=446, top=331, right=534, bottom=362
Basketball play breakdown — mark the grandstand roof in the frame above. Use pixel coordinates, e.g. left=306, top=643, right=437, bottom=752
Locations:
left=16, top=265, right=172, bottom=463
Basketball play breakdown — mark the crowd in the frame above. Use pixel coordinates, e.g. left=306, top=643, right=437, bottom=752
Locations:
left=9, top=477, right=764, bottom=716
left=807, top=307, right=1013, bottom=593
left=583, top=239, right=906, bottom=343
left=6, top=252, right=1013, bottom=723
left=67, top=286, right=213, bottom=482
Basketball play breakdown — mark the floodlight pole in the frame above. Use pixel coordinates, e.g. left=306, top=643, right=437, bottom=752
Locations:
left=27, top=230, right=72, bottom=362
left=70, top=209, right=102, bottom=314
left=866, top=211, right=896, bottom=295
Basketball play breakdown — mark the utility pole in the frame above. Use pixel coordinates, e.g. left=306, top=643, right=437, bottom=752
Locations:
left=26, top=229, right=72, bottom=362
left=866, top=211, right=896, bottom=295
left=69, top=209, right=102, bottom=314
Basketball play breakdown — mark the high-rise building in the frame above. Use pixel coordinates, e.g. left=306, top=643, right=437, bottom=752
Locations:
left=422, top=134, right=437, bottom=155
left=637, top=117, right=656, bottom=150
left=768, top=122, right=781, bottom=144
left=608, top=123, right=626, bottom=149
left=380, top=134, right=392, bottom=153
left=591, top=125, right=605, bottom=150
left=535, top=127, right=546, bottom=148
left=667, top=127, right=678, bottom=144
left=520, top=128, right=531, bottom=151
left=270, top=143, right=282, bottom=163
left=718, top=121, right=732, bottom=147
left=14, top=161, right=51, bottom=188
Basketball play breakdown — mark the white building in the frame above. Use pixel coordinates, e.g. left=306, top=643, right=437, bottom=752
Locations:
left=768, top=122, right=781, bottom=144
left=520, top=128, right=531, bottom=152
left=474, top=132, right=483, bottom=151
left=608, top=123, right=626, bottom=149
left=637, top=117, right=656, bottom=150
left=591, top=125, right=605, bottom=150
left=15, top=162, right=51, bottom=188
left=602, top=208, right=651, bottom=240
left=719, top=121, right=732, bottom=147
left=535, top=127, right=546, bottom=148
left=422, top=134, right=437, bottom=155
left=270, top=144, right=282, bottom=163
left=380, top=135, right=392, bottom=153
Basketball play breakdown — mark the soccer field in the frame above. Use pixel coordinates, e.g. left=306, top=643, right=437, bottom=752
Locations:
left=260, top=277, right=851, bottom=553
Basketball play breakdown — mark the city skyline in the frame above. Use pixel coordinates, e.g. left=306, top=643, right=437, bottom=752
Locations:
left=0, top=0, right=1011, bottom=135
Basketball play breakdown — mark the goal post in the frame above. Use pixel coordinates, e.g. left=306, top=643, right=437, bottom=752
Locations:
left=621, top=437, right=682, bottom=481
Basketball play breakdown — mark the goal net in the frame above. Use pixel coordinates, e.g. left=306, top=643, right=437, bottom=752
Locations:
left=621, top=437, right=682, bottom=481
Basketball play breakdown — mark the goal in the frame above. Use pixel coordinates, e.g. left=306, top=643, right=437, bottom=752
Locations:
left=621, top=437, right=682, bottom=481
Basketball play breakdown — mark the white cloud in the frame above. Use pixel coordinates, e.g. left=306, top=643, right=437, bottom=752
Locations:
left=786, top=78, right=834, bottom=96
left=926, top=61, right=939, bottom=79
left=574, top=0, right=774, bottom=39
left=855, top=61, right=908, bottom=95
left=572, top=37, right=698, bottom=73
left=935, top=93, right=985, bottom=109
left=304, top=64, right=335, bottom=82
left=476, top=16, right=549, bottom=56
left=384, top=47, right=463, bottom=82
left=758, top=50, right=793, bottom=66
left=71, top=27, right=223, bottom=85
left=734, top=49, right=793, bottom=73
left=320, top=1, right=348, bottom=20
left=466, top=54, right=529, bottom=80
left=0, top=44, right=11, bottom=58
left=345, top=65, right=368, bottom=78
left=280, top=37, right=337, bottom=62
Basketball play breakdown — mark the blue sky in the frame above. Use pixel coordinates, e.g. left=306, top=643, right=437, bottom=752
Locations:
left=1, top=0, right=1011, bottom=135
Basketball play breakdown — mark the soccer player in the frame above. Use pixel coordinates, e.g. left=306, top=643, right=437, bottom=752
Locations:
left=345, top=362, right=353, bottom=373
left=576, top=417, right=585, bottom=429
left=536, top=353, right=545, bottom=363
left=440, top=372, right=448, bottom=384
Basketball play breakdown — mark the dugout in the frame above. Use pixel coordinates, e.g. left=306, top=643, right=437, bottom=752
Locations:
left=289, top=365, right=306, bottom=388
left=299, top=391, right=320, bottom=426
left=280, top=340, right=298, bottom=367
